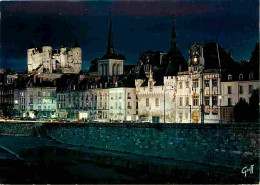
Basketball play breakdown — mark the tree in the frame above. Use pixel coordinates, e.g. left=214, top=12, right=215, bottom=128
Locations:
left=233, top=98, right=249, bottom=122
left=248, top=89, right=259, bottom=122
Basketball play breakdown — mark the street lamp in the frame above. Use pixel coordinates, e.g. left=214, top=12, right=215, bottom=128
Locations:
left=164, top=85, right=174, bottom=123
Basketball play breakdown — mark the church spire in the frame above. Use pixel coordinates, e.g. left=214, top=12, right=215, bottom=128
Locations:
left=170, top=19, right=177, bottom=49
left=107, top=13, right=114, bottom=54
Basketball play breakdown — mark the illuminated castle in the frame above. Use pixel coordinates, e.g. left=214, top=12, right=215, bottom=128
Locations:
left=27, top=41, right=82, bottom=74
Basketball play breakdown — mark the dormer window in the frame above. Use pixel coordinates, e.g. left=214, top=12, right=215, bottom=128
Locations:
left=249, top=73, right=253, bottom=80
left=228, top=74, right=232, bottom=81
left=239, top=74, right=243, bottom=81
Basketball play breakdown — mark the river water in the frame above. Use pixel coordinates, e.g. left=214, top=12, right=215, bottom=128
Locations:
left=0, top=136, right=258, bottom=184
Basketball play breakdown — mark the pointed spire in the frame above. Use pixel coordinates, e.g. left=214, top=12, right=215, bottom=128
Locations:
left=170, top=19, right=177, bottom=49
left=107, top=13, right=114, bottom=54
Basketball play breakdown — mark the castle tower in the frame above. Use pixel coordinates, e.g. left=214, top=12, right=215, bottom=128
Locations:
left=42, top=45, right=52, bottom=73
left=72, top=40, right=82, bottom=73
left=60, top=42, right=67, bottom=68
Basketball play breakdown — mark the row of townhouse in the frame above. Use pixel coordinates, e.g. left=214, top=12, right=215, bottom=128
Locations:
left=56, top=75, right=137, bottom=122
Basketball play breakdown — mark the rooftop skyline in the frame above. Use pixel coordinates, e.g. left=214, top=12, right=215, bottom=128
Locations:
left=0, top=0, right=258, bottom=72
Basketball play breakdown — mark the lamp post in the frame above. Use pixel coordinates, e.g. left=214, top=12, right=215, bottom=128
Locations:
left=164, top=85, right=174, bottom=123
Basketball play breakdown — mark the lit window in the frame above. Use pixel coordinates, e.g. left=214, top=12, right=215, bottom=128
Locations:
left=228, top=75, right=232, bottom=81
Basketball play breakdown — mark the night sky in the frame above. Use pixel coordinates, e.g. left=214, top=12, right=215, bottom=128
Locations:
left=0, top=0, right=258, bottom=72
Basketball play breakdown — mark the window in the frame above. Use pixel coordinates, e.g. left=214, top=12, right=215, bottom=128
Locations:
left=185, top=81, right=189, bottom=88
left=228, top=86, right=232, bottom=94
left=239, top=86, right=243, bottom=94
left=205, top=80, right=210, bottom=87
left=127, top=93, right=131, bottom=99
left=155, top=98, right=159, bottom=106
left=186, top=97, right=189, bottom=106
left=193, top=79, right=199, bottom=88
left=249, top=73, right=253, bottom=80
left=119, top=93, right=122, bottom=99
left=38, top=92, right=41, bottom=97
left=127, top=102, right=131, bottom=109
left=146, top=98, right=149, bottom=107
left=149, top=81, right=153, bottom=90
left=205, top=96, right=209, bottom=106
left=193, top=95, right=199, bottom=106
left=239, top=74, right=243, bottom=80
left=249, top=85, right=253, bottom=94
left=212, top=78, right=217, bottom=86
left=179, top=97, right=183, bottom=106
left=228, top=98, right=232, bottom=106
left=228, top=75, right=232, bottom=81
left=212, top=96, right=217, bottom=106
left=179, top=82, right=182, bottom=89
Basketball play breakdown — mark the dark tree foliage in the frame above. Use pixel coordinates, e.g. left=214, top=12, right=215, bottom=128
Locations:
left=248, top=89, right=259, bottom=122
left=233, top=98, right=249, bottom=122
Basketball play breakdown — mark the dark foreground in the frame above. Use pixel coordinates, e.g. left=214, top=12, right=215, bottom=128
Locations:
left=0, top=136, right=258, bottom=184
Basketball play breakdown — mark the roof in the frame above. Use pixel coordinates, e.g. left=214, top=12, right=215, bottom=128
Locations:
left=165, top=60, right=175, bottom=76
left=136, top=65, right=147, bottom=79
left=100, top=53, right=126, bottom=60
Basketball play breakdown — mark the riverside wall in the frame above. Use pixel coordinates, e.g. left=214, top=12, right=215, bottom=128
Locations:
left=0, top=122, right=259, bottom=168
left=44, top=123, right=259, bottom=168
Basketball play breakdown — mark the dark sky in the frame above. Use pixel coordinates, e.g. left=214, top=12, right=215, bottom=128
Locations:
left=0, top=0, right=258, bottom=72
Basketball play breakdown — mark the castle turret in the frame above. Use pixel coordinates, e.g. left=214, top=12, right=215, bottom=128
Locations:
left=42, top=46, right=52, bottom=73
left=60, top=43, right=67, bottom=68
left=72, top=40, right=82, bottom=73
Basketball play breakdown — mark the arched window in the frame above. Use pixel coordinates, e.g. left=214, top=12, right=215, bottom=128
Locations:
left=228, top=74, right=232, bottom=81
left=113, top=64, right=117, bottom=76
left=249, top=73, right=253, bottom=80
left=239, top=74, right=243, bottom=81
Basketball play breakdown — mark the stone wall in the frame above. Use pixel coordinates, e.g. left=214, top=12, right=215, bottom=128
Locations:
left=0, top=123, right=36, bottom=136
left=44, top=123, right=259, bottom=168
